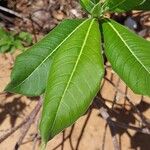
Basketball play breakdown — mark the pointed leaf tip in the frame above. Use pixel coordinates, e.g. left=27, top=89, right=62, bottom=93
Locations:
left=5, top=19, right=84, bottom=96
left=101, top=19, right=150, bottom=96
left=39, top=18, right=104, bottom=142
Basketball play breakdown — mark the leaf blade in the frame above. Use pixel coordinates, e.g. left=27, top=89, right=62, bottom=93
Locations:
left=106, top=0, right=145, bottom=12
left=40, top=18, right=104, bottom=143
left=101, top=19, right=150, bottom=96
left=5, top=19, right=87, bottom=96
left=80, top=0, right=102, bottom=17
left=135, top=0, right=150, bottom=10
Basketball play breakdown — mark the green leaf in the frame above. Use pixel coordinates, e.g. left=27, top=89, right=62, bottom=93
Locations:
left=91, top=2, right=102, bottom=17
left=13, top=40, right=24, bottom=51
left=18, top=32, right=33, bottom=45
left=101, top=19, right=150, bottom=96
left=5, top=19, right=86, bottom=96
left=135, top=0, right=150, bottom=10
left=80, top=0, right=102, bottom=17
left=40, top=18, right=104, bottom=143
left=0, top=45, right=10, bottom=53
left=106, top=0, right=145, bottom=12
left=80, top=0, right=95, bottom=13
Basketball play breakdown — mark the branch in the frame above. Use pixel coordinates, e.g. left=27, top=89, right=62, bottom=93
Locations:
left=93, top=98, right=120, bottom=150
left=75, top=110, right=92, bottom=150
left=0, top=97, right=42, bottom=143
left=111, top=120, right=150, bottom=135
left=0, top=6, right=25, bottom=19
left=52, top=125, right=75, bottom=150
left=0, top=12, right=14, bottom=22
left=95, top=97, right=150, bottom=135
left=99, top=107, right=121, bottom=150
left=104, top=77, right=150, bottom=128
left=14, top=97, right=42, bottom=149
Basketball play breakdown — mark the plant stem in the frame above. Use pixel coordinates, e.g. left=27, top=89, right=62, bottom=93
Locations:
left=40, top=141, right=46, bottom=150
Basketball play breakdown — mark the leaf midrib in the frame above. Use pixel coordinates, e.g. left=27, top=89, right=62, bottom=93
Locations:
left=49, top=19, right=95, bottom=134
left=107, top=20, right=150, bottom=75
left=12, top=19, right=90, bottom=90
left=91, top=1, right=101, bottom=13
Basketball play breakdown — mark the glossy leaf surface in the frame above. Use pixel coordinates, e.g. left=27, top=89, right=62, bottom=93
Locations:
left=135, top=0, right=150, bottom=10
left=80, top=0, right=102, bottom=17
left=101, top=19, right=150, bottom=96
left=5, top=19, right=85, bottom=96
left=106, top=0, right=145, bottom=12
left=40, top=18, right=104, bottom=143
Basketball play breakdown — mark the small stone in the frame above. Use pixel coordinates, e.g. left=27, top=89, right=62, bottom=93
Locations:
left=52, top=11, right=65, bottom=20
left=70, top=9, right=81, bottom=18
left=32, top=10, right=51, bottom=26
left=124, top=17, right=138, bottom=30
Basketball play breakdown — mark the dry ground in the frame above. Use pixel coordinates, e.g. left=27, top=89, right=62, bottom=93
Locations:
left=0, top=53, right=150, bottom=150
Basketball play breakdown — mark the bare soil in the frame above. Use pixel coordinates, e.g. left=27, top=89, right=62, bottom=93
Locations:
left=0, top=53, right=150, bottom=150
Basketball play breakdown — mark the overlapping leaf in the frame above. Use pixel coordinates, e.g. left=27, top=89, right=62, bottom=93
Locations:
left=80, top=0, right=102, bottom=17
left=80, top=0, right=95, bottom=12
left=40, top=18, right=104, bottom=143
left=135, top=0, right=150, bottom=10
left=101, top=19, right=150, bottom=96
left=5, top=19, right=86, bottom=96
left=106, top=0, right=145, bottom=12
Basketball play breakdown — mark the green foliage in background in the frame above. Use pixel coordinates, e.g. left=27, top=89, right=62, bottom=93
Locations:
left=0, top=28, right=32, bottom=53
left=5, top=0, right=150, bottom=148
